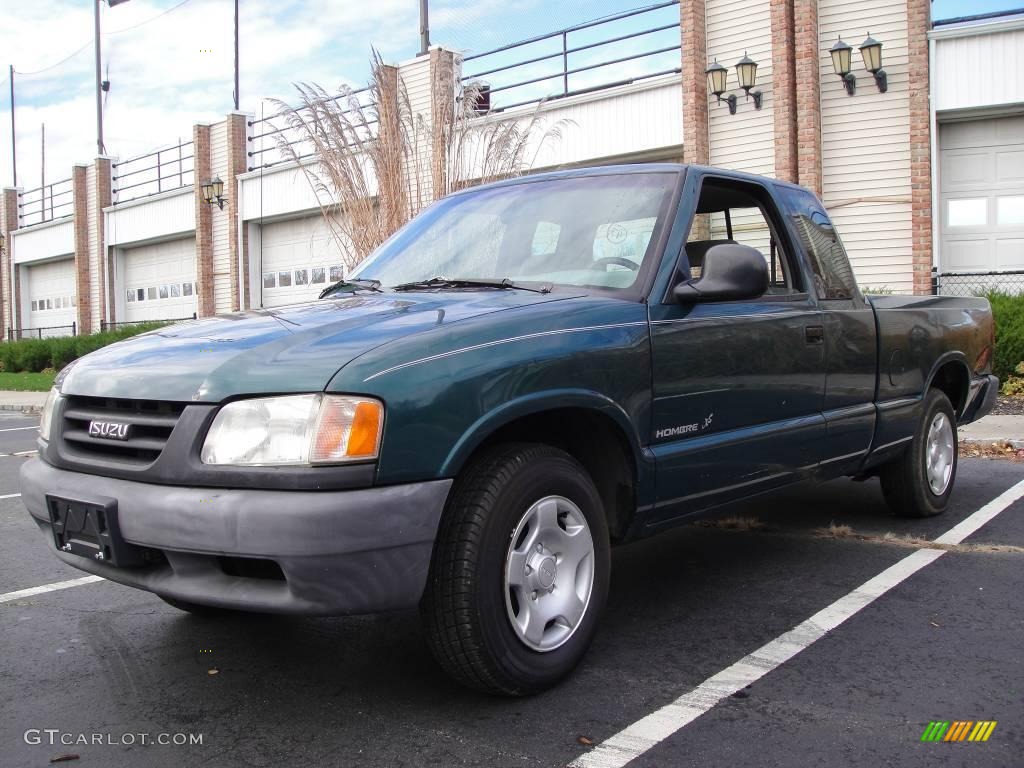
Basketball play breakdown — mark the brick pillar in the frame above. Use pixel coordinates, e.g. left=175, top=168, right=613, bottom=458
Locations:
left=680, top=0, right=709, bottom=167
left=226, top=112, right=250, bottom=310
left=794, top=0, right=822, bottom=195
left=771, top=0, right=798, bottom=183
left=193, top=123, right=215, bottom=317
left=71, top=164, right=91, bottom=334
left=0, top=188, right=19, bottom=335
left=429, top=49, right=458, bottom=199
left=908, top=0, right=932, bottom=295
left=376, top=64, right=406, bottom=233
left=88, top=157, right=113, bottom=331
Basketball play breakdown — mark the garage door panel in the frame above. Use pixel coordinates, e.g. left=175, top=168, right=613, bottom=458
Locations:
left=260, top=216, right=346, bottom=308
left=28, top=258, right=77, bottom=335
left=940, top=116, right=1024, bottom=276
left=123, top=238, right=197, bottom=322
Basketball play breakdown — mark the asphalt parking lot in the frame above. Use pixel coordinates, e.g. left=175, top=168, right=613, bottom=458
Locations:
left=1, top=409, right=1021, bottom=767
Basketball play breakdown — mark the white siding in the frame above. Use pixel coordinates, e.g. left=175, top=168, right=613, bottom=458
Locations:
left=106, top=188, right=194, bottom=246
left=488, top=76, right=684, bottom=173
left=238, top=160, right=331, bottom=222
left=87, top=164, right=101, bottom=329
left=932, top=24, right=1024, bottom=114
left=705, top=0, right=775, bottom=177
left=819, top=0, right=913, bottom=292
left=11, top=218, right=74, bottom=265
left=400, top=52, right=435, bottom=208
left=210, top=120, right=233, bottom=312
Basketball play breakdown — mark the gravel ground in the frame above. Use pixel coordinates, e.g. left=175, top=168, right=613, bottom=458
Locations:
left=992, top=394, right=1024, bottom=415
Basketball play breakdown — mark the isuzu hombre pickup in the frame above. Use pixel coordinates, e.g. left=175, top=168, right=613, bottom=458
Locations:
left=22, top=164, right=997, bottom=695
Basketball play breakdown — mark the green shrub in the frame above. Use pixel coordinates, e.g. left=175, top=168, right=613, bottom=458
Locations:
left=0, top=322, right=170, bottom=373
left=986, top=291, right=1024, bottom=385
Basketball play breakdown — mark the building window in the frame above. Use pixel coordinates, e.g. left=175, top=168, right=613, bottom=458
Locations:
left=294, top=268, right=309, bottom=286
left=997, top=196, right=1024, bottom=226
left=329, top=265, right=344, bottom=282
left=948, top=199, right=987, bottom=227
left=170, top=283, right=181, bottom=298
left=263, top=272, right=276, bottom=289
left=31, top=300, right=37, bottom=311
left=278, top=271, right=292, bottom=287
left=183, top=282, right=194, bottom=297
left=148, top=287, right=157, bottom=300
left=311, top=267, right=325, bottom=284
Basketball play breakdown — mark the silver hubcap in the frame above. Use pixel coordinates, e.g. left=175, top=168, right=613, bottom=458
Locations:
left=925, top=412, right=955, bottom=495
left=504, top=495, right=595, bottom=652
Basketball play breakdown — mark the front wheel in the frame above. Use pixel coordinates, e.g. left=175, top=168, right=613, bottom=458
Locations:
left=421, top=443, right=610, bottom=695
left=880, top=388, right=958, bottom=518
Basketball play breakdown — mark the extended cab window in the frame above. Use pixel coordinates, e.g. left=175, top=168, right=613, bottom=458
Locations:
left=684, top=179, right=802, bottom=294
left=352, top=173, right=677, bottom=293
left=780, top=187, right=858, bottom=300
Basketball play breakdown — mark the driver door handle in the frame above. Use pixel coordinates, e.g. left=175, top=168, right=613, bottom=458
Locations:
left=805, top=325, right=824, bottom=345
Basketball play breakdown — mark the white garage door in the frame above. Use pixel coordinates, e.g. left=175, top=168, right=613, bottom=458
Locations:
left=28, top=257, right=76, bottom=336
left=123, top=238, right=197, bottom=322
left=259, top=216, right=346, bottom=308
left=940, top=115, right=1024, bottom=274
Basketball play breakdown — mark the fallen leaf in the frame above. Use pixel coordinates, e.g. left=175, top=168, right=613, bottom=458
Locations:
left=577, top=736, right=593, bottom=746
left=50, top=756, right=79, bottom=764
left=208, top=667, right=219, bottom=676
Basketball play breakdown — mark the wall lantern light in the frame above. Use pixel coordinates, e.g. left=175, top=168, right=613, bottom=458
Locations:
left=706, top=53, right=762, bottom=115
left=0, top=232, right=5, bottom=253
left=831, top=34, right=887, bottom=95
left=858, top=33, right=887, bottom=92
left=201, top=177, right=226, bottom=210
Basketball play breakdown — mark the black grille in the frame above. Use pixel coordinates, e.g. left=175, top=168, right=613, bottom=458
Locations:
left=61, top=396, right=186, bottom=466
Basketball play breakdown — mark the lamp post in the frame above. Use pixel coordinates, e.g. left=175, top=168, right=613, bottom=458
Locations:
left=95, top=0, right=130, bottom=156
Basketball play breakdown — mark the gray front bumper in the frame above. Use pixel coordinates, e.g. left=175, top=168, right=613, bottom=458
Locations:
left=20, top=458, right=452, bottom=616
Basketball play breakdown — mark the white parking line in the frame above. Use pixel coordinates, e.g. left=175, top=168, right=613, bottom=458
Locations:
left=0, top=575, right=105, bottom=604
left=0, top=492, right=21, bottom=499
left=0, top=426, right=38, bottom=432
left=570, top=477, right=1024, bottom=768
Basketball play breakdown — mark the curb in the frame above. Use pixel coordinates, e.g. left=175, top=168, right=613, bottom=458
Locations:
left=0, top=404, right=42, bottom=414
left=960, top=437, right=1024, bottom=450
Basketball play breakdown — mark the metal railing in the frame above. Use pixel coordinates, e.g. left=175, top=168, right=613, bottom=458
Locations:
left=461, top=0, right=681, bottom=113
left=7, top=322, right=76, bottom=340
left=18, top=177, right=74, bottom=227
left=937, top=270, right=1024, bottom=297
left=247, top=87, right=378, bottom=172
left=100, top=313, right=196, bottom=332
left=112, top=139, right=194, bottom=204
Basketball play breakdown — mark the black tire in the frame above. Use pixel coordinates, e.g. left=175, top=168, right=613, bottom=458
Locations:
left=159, top=596, right=235, bottom=617
left=421, top=443, right=611, bottom=696
left=880, top=388, right=958, bottom=518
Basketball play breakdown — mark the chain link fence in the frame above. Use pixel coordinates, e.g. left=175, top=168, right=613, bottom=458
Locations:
left=936, top=271, right=1024, bottom=297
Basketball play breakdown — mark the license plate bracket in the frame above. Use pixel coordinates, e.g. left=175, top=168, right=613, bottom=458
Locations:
left=47, top=494, right=149, bottom=568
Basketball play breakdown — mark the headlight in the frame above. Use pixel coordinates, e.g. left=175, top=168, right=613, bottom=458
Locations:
left=201, top=394, right=384, bottom=466
left=39, top=388, right=60, bottom=442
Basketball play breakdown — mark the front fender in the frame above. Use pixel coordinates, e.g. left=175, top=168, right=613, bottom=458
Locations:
left=440, top=389, right=645, bottom=477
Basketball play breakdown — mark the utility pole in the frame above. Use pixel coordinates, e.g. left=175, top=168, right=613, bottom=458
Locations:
left=233, top=0, right=239, bottom=110
left=94, top=0, right=103, bottom=155
left=419, top=0, right=430, bottom=55
left=8, top=65, right=15, bottom=187
left=95, top=0, right=130, bottom=156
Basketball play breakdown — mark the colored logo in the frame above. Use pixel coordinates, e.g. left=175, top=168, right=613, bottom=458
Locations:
left=921, top=721, right=997, bottom=742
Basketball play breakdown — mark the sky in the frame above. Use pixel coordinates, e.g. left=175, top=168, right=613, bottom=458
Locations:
left=0, top=0, right=1020, bottom=196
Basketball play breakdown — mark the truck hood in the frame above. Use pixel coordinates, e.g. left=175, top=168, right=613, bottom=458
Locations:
left=61, top=291, right=574, bottom=402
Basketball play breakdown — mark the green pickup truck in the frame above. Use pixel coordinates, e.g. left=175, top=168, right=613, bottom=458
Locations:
left=22, top=164, right=997, bottom=695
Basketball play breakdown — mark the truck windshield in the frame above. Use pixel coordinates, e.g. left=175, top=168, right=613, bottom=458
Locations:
left=350, top=173, right=677, bottom=292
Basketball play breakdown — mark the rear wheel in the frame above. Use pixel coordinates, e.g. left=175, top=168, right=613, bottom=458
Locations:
left=880, top=388, right=957, bottom=518
left=421, top=443, right=610, bottom=695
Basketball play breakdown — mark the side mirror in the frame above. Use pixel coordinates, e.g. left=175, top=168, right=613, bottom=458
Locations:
left=674, top=243, right=769, bottom=303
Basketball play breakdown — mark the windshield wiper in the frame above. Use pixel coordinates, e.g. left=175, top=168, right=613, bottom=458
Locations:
left=390, top=277, right=551, bottom=294
left=319, top=278, right=382, bottom=299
